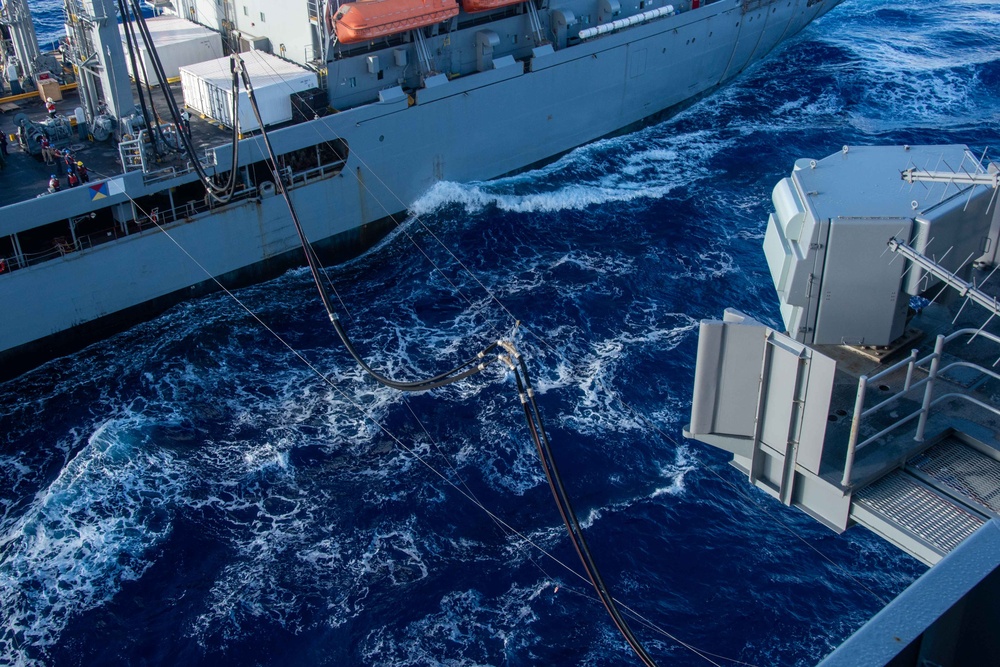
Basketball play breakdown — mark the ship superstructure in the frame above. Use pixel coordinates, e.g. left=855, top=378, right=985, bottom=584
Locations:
left=685, top=144, right=1000, bottom=665
left=0, top=0, right=841, bottom=377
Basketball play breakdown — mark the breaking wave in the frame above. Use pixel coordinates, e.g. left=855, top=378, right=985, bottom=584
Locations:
left=3, top=0, right=997, bottom=663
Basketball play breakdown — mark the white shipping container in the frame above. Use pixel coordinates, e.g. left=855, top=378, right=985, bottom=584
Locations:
left=120, top=16, right=223, bottom=85
left=179, top=50, right=318, bottom=132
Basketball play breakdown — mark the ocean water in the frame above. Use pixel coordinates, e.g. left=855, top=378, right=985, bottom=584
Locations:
left=3, top=1, right=1000, bottom=665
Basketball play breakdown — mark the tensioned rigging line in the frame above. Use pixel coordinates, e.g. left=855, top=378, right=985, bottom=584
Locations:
left=233, top=51, right=519, bottom=334
left=247, top=29, right=894, bottom=655
left=203, top=26, right=885, bottom=660
left=230, top=51, right=897, bottom=624
left=123, top=23, right=541, bottom=564
left=87, top=14, right=737, bottom=662
left=96, top=25, right=671, bottom=655
left=86, top=161, right=744, bottom=667
left=106, top=14, right=889, bottom=659
left=114, top=19, right=807, bottom=659
left=236, top=59, right=505, bottom=393
left=105, top=16, right=824, bottom=659
left=166, top=34, right=526, bottom=373
left=234, top=57, right=661, bottom=666
left=249, top=66, right=902, bottom=606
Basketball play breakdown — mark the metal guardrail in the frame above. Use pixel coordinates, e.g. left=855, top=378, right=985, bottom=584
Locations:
left=141, top=149, right=218, bottom=185
left=842, top=329, right=1000, bottom=486
left=0, top=158, right=347, bottom=276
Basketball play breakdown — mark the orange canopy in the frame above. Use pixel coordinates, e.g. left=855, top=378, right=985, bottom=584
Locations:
left=460, top=0, right=523, bottom=13
left=333, top=0, right=460, bottom=44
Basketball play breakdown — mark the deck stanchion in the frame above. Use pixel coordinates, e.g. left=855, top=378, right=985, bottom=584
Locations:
left=916, top=335, right=945, bottom=442
left=842, top=375, right=868, bottom=487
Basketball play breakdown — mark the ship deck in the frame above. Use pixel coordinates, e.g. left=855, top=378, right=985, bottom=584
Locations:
left=820, top=269, right=1000, bottom=548
left=816, top=284, right=1000, bottom=486
left=0, top=83, right=231, bottom=210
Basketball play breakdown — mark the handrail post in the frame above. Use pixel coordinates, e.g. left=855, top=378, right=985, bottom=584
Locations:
left=915, top=335, right=945, bottom=442
left=903, top=348, right=919, bottom=391
left=842, top=375, right=868, bottom=487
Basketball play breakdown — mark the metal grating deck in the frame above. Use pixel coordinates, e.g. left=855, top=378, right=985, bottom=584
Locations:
left=909, top=438, right=1000, bottom=516
left=853, top=471, right=985, bottom=556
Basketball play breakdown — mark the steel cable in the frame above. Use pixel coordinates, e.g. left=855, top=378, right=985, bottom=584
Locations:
left=238, top=60, right=501, bottom=393
left=506, top=349, right=659, bottom=667
left=125, top=0, right=240, bottom=202
left=233, top=55, right=661, bottom=666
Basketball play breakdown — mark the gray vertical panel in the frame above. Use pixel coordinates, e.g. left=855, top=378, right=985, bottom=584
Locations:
left=796, top=350, right=836, bottom=475
left=688, top=319, right=767, bottom=439
left=689, top=321, right=724, bottom=435
left=713, top=323, right=767, bottom=436
left=814, top=217, right=909, bottom=345
left=759, top=345, right=799, bottom=452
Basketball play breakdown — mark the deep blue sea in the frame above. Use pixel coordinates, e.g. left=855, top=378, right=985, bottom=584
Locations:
left=3, top=0, right=1000, bottom=665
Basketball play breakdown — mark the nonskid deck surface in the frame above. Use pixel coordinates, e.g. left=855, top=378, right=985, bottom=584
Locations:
left=909, top=437, right=1000, bottom=514
left=851, top=435, right=997, bottom=562
left=0, top=83, right=230, bottom=210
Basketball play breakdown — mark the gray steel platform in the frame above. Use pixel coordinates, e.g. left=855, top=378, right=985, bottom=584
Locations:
left=851, top=437, right=997, bottom=565
left=908, top=437, right=1000, bottom=516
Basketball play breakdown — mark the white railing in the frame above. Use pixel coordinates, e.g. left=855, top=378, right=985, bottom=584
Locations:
left=842, top=329, right=1000, bottom=486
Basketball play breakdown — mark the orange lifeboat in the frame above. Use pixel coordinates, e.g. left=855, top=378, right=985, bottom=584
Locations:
left=460, top=0, right=522, bottom=13
left=333, top=0, right=460, bottom=44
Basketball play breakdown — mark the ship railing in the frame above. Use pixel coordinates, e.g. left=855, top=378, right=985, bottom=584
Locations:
left=143, top=166, right=178, bottom=184
left=146, top=187, right=259, bottom=227
left=136, top=144, right=217, bottom=184
left=288, top=159, right=346, bottom=186
left=0, top=195, right=244, bottom=275
left=0, top=233, right=102, bottom=269
left=0, top=160, right=345, bottom=277
left=842, top=329, right=1000, bottom=486
left=138, top=152, right=341, bottom=189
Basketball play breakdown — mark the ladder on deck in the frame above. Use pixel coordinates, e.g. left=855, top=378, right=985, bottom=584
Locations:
left=119, top=136, right=146, bottom=172
left=851, top=435, right=1000, bottom=565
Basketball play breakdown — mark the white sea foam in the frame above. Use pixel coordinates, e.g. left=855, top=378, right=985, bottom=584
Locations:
left=651, top=445, right=698, bottom=498
left=0, top=417, right=182, bottom=664
left=529, top=313, right=698, bottom=436
left=359, top=580, right=553, bottom=666
left=549, top=249, right=636, bottom=277
left=414, top=180, right=663, bottom=216
left=411, top=127, right=732, bottom=218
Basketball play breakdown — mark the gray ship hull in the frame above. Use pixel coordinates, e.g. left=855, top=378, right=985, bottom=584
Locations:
left=0, top=0, right=839, bottom=378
